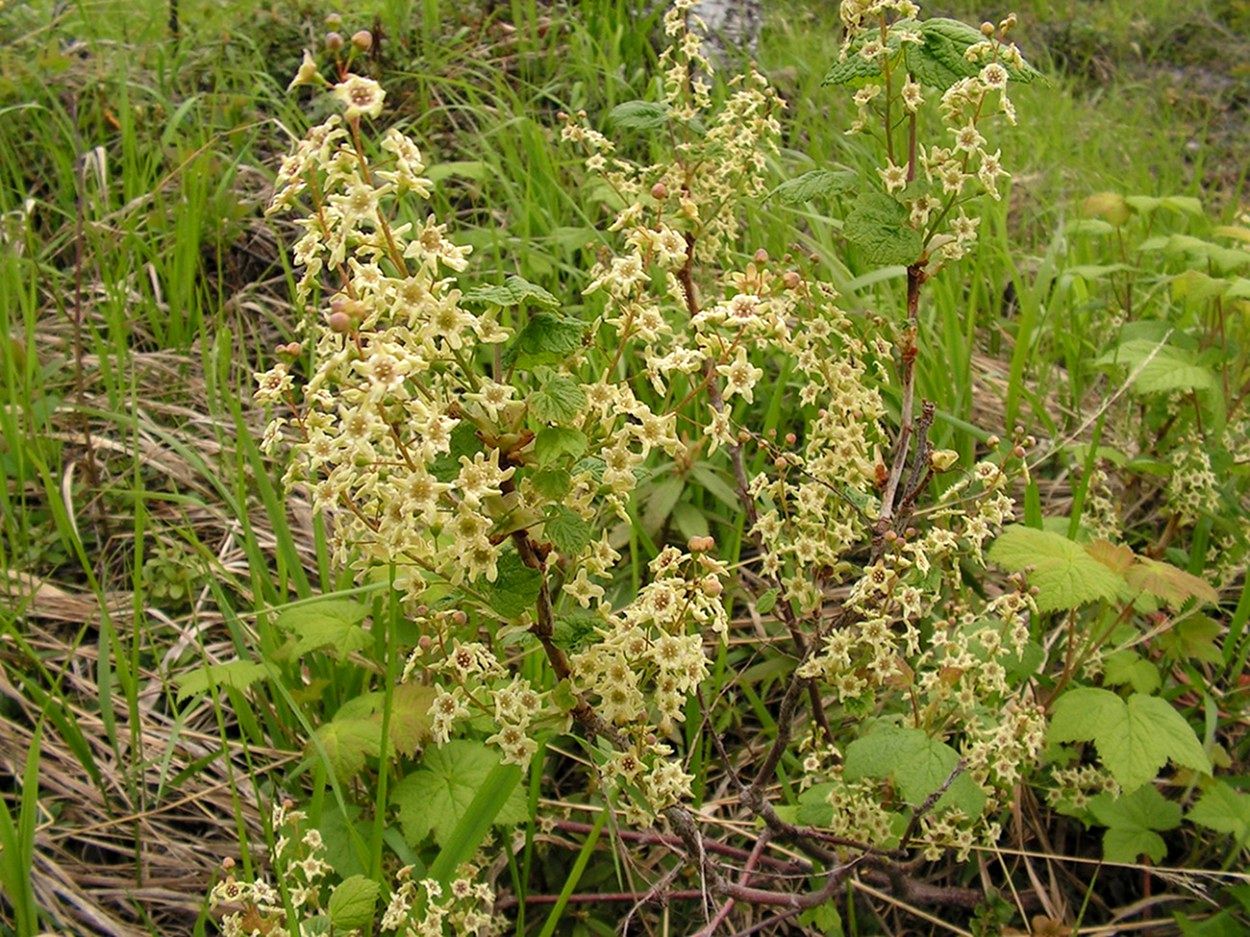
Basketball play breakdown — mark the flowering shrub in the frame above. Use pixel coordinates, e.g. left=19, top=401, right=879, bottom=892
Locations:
left=206, top=0, right=1243, bottom=932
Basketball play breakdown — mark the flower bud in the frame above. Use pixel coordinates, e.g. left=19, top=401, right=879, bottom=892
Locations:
left=986, top=434, right=1000, bottom=447
left=221, top=856, right=235, bottom=870
left=325, top=31, right=344, bottom=51
left=418, top=635, right=432, bottom=650
left=782, top=270, right=801, bottom=290
left=325, top=13, right=342, bottom=28
left=328, top=311, right=352, bottom=333
left=980, top=21, right=994, bottom=36
left=351, top=30, right=373, bottom=51
left=784, top=432, right=797, bottom=445
left=1012, top=445, right=1026, bottom=459
left=451, top=610, right=468, bottom=626
left=650, top=182, right=668, bottom=200
left=753, top=248, right=769, bottom=264
left=701, top=575, right=723, bottom=597
left=929, top=449, right=959, bottom=472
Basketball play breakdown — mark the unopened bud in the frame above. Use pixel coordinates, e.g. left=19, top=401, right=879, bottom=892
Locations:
left=351, top=30, right=373, bottom=51
left=753, top=248, right=769, bottom=264
left=687, top=535, right=716, bottom=553
left=986, top=434, right=1000, bottom=447
left=650, top=182, right=668, bottom=200
left=808, top=252, right=820, bottom=263
left=774, top=456, right=787, bottom=469
left=701, top=575, right=723, bottom=597
left=451, top=610, right=468, bottom=626
left=328, top=311, right=352, bottom=333
left=784, top=432, right=797, bottom=445
left=325, top=31, right=344, bottom=51
left=221, top=856, right=236, bottom=870
left=418, top=635, right=432, bottom=650
left=782, top=270, right=801, bottom=290
left=1012, top=445, right=1026, bottom=459
left=883, top=529, right=898, bottom=543
left=980, top=21, right=994, bottom=36
left=904, top=527, right=917, bottom=539
left=324, top=13, right=342, bottom=28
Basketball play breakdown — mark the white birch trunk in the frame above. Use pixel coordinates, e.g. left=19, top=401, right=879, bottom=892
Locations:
left=693, top=0, right=763, bottom=57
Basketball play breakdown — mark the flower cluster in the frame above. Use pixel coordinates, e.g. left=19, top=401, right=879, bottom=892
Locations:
left=254, top=0, right=1055, bottom=886
left=797, top=451, right=1046, bottom=846
left=1047, top=764, right=1121, bottom=815
left=1166, top=429, right=1219, bottom=525
left=381, top=863, right=504, bottom=937
left=208, top=800, right=336, bottom=937
left=839, top=0, right=1026, bottom=264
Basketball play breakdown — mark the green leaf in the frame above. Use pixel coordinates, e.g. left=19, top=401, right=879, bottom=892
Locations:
left=480, top=550, right=541, bottom=621
left=392, top=740, right=527, bottom=846
left=463, top=274, right=558, bottom=309
left=544, top=505, right=592, bottom=556
left=1102, top=651, right=1161, bottom=695
left=794, top=782, right=836, bottom=827
left=844, top=726, right=986, bottom=816
left=311, top=716, right=383, bottom=781
left=690, top=464, right=740, bottom=511
left=769, top=169, right=856, bottom=205
left=844, top=192, right=923, bottom=267
left=642, top=475, right=684, bottom=535
left=529, top=374, right=587, bottom=424
left=608, top=99, right=671, bottom=130
left=175, top=659, right=267, bottom=703
left=756, top=588, right=778, bottom=615
left=822, top=49, right=884, bottom=86
left=426, top=759, right=524, bottom=887
left=1095, top=339, right=1216, bottom=395
left=911, top=18, right=1039, bottom=87
left=429, top=420, right=484, bottom=482
left=334, top=683, right=436, bottom=758
left=1158, top=617, right=1223, bottom=665
left=534, top=426, right=588, bottom=467
left=1125, top=195, right=1204, bottom=217
left=531, top=467, right=572, bottom=500
left=553, top=608, right=603, bottom=652
left=1171, top=270, right=1230, bottom=307
left=987, top=526, right=1126, bottom=612
left=277, top=598, right=370, bottom=660
left=1124, top=558, right=1219, bottom=609
left=504, top=311, right=587, bottom=369
left=1049, top=689, right=1211, bottom=791
left=1188, top=781, right=1250, bottom=845
left=328, top=875, right=380, bottom=930
left=906, top=19, right=982, bottom=89
left=1089, top=786, right=1181, bottom=864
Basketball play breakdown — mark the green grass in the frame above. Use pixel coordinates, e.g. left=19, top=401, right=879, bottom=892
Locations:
left=1, top=0, right=1247, bottom=934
